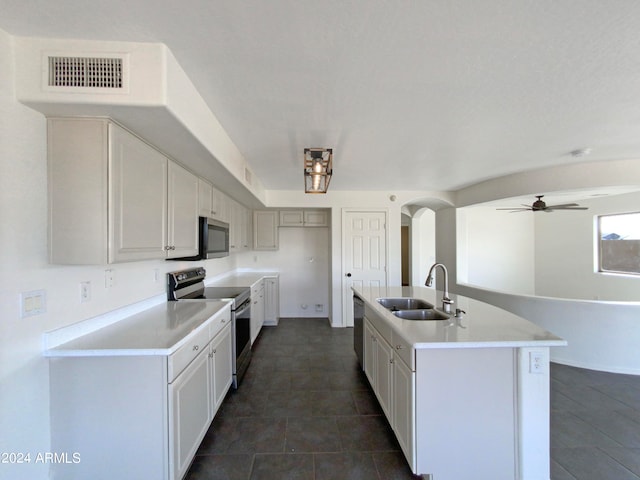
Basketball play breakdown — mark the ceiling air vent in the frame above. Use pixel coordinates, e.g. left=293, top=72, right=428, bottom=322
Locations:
left=48, top=56, right=124, bottom=89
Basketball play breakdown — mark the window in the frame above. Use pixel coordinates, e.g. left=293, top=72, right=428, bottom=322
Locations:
left=598, top=212, right=640, bottom=275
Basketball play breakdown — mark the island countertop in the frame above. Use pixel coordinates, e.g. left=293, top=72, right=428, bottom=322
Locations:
left=353, top=285, right=566, bottom=349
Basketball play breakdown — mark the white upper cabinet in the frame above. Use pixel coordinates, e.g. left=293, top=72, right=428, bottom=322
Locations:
left=279, top=210, right=328, bottom=227
left=48, top=117, right=198, bottom=264
left=109, top=122, right=168, bottom=263
left=303, top=210, right=328, bottom=227
left=198, top=178, right=214, bottom=218
left=253, top=211, right=279, bottom=250
left=279, top=210, right=304, bottom=227
left=228, top=199, right=251, bottom=253
left=167, top=162, right=199, bottom=258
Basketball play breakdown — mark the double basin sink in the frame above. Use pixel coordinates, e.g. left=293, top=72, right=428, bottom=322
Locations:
left=377, top=297, right=450, bottom=321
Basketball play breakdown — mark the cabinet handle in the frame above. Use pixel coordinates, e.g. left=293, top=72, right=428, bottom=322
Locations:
left=396, top=345, right=403, bottom=350
left=213, top=349, right=217, bottom=354
left=193, top=345, right=199, bottom=351
left=390, top=359, right=394, bottom=364
left=164, top=245, right=171, bottom=251
left=221, top=319, right=226, bottom=323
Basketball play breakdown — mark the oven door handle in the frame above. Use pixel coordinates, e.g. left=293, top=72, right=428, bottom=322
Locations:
left=235, top=300, right=251, bottom=317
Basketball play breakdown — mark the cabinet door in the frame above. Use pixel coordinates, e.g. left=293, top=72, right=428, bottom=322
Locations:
left=264, top=277, right=279, bottom=325
left=210, top=324, right=233, bottom=412
left=239, top=205, right=250, bottom=251
left=169, top=349, right=212, bottom=480
left=254, top=211, right=279, bottom=250
left=109, top=123, right=168, bottom=263
left=393, top=356, right=415, bottom=471
left=251, top=281, right=265, bottom=344
left=363, top=319, right=377, bottom=387
left=228, top=199, right=240, bottom=252
left=279, top=210, right=304, bottom=226
left=212, top=188, right=229, bottom=222
left=375, top=335, right=394, bottom=420
left=303, top=210, right=328, bottom=227
left=198, top=178, right=214, bottom=218
left=49, top=118, right=110, bottom=264
left=167, top=161, right=199, bottom=258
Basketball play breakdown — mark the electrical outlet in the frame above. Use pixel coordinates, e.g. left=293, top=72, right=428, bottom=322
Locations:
left=105, top=269, right=115, bottom=288
left=529, top=351, right=545, bottom=374
left=80, top=281, right=91, bottom=303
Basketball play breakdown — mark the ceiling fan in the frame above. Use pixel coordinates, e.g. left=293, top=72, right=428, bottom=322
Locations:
left=497, top=195, right=588, bottom=213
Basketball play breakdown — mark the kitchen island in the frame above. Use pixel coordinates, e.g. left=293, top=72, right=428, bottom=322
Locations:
left=353, top=285, right=566, bottom=480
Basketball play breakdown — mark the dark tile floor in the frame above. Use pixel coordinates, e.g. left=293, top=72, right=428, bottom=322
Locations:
left=185, top=318, right=418, bottom=480
left=185, top=318, right=640, bottom=480
left=551, top=363, right=640, bottom=480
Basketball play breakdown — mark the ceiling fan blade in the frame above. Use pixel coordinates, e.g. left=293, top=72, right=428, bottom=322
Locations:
left=547, top=206, right=589, bottom=210
left=546, top=203, right=580, bottom=209
left=496, top=207, right=531, bottom=212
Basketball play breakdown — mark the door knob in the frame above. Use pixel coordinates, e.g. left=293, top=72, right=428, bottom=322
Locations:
left=346, top=273, right=352, bottom=277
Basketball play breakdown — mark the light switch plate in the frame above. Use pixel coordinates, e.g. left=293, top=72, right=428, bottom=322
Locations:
left=21, top=290, right=46, bottom=318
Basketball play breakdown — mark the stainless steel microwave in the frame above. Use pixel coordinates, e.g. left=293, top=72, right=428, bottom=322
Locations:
left=173, top=217, right=229, bottom=260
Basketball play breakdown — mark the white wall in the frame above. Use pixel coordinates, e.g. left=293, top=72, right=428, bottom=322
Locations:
left=432, top=196, right=640, bottom=374
left=535, top=191, right=640, bottom=301
left=0, top=31, right=240, bottom=480
left=267, top=190, right=418, bottom=326
left=457, top=207, right=535, bottom=294
left=238, top=226, right=330, bottom=317
left=410, top=208, right=436, bottom=286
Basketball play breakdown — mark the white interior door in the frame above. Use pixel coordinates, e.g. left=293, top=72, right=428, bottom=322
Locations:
left=342, top=209, right=388, bottom=326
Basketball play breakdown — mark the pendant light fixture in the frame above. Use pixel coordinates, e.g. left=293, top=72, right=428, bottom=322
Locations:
left=304, top=148, right=333, bottom=194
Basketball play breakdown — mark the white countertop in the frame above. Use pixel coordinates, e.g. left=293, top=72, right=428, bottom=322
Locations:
left=353, top=285, right=567, bottom=349
left=45, top=301, right=230, bottom=357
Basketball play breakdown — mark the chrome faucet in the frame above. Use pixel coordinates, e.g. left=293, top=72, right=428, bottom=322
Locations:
left=425, top=263, right=453, bottom=313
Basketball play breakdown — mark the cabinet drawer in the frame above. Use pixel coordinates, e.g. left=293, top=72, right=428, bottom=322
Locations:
left=168, top=327, right=210, bottom=382
left=392, top=332, right=415, bottom=371
left=252, top=279, right=264, bottom=296
left=209, top=305, right=231, bottom=340
left=365, top=311, right=393, bottom=344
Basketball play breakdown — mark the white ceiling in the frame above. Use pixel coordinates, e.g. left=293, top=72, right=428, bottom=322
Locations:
left=3, top=1, right=640, bottom=194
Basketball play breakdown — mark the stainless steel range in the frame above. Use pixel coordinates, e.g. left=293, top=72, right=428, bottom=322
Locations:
left=167, top=267, right=251, bottom=389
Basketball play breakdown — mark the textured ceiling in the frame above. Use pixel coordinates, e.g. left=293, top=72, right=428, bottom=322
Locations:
left=3, top=1, right=640, bottom=193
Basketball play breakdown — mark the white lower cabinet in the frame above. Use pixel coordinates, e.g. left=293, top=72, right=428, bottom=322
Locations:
left=363, top=317, right=415, bottom=470
left=251, top=279, right=265, bottom=344
left=169, top=344, right=212, bottom=480
left=210, top=323, right=233, bottom=411
left=392, top=353, right=415, bottom=469
left=374, top=328, right=393, bottom=420
left=263, top=276, right=280, bottom=326
left=49, top=309, right=232, bottom=480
